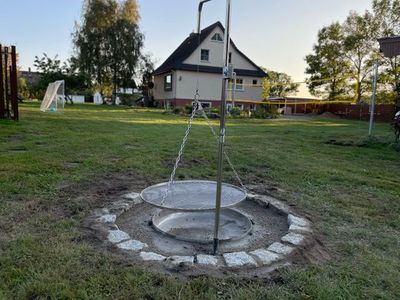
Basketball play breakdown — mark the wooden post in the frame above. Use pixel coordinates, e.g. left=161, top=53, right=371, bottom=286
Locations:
left=4, top=47, right=10, bottom=118
left=10, top=46, right=18, bottom=121
left=0, top=44, right=5, bottom=119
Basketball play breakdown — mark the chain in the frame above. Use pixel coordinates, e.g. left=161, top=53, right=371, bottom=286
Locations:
left=198, top=105, right=247, bottom=192
left=161, top=91, right=201, bottom=205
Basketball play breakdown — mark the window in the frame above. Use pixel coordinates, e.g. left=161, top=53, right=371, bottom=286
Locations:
left=211, top=33, right=223, bottom=42
left=228, top=52, right=232, bottom=63
left=201, top=49, right=209, bottom=61
left=164, top=74, right=172, bottom=91
left=228, top=78, right=244, bottom=91
left=252, top=79, right=258, bottom=85
left=235, top=78, right=244, bottom=91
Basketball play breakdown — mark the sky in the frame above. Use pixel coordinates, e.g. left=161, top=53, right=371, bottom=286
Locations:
left=0, top=0, right=373, bottom=96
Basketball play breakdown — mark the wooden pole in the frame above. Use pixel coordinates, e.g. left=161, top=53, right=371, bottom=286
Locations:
left=0, top=44, right=5, bottom=119
left=4, top=47, right=10, bottom=118
left=10, top=46, right=18, bottom=121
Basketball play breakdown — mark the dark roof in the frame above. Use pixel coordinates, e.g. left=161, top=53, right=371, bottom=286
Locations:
left=378, top=35, right=400, bottom=58
left=154, top=22, right=267, bottom=77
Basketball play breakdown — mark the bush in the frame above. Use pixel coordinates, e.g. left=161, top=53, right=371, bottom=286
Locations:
left=185, top=105, right=193, bottom=115
left=253, top=105, right=280, bottom=119
left=210, top=107, right=220, bottom=114
left=173, top=107, right=185, bottom=115
left=119, top=94, right=142, bottom=106
left=230, top=107, right=241, bottom=117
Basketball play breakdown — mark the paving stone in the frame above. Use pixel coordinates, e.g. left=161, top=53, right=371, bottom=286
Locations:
left=117, top=239, right=147, bottom=251
left=97, top=214, right=117, bottom=223
left=281, top=232, right=305, bottom=246
left=140, top=252, right=166, bottom=262
left=196, top=254, right=218, bottom=266
left=122, top=192, right=142, bottom=204
left=289, top=224, right=312, bottom=233
left=164, top=256, right=194, bottom=269
left=249, top=249, right=281, bottom=265
left=110, top=200, right=131, bottom=210
left=288, top=214, right=310, bottom=227
left=267, top=242, right=295, bottom=255
left=246, top=193, right=258, bottom=199
left=107, top=230, right=130, bottom=244
left=223, top=252, right=257, bottom=268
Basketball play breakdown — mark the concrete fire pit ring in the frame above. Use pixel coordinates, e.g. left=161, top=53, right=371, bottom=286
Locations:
left=85, top=191, right=315, bottom=277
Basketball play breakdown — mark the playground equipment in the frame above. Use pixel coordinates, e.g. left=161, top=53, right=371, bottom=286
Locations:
left=40, top=80, right=65, bottom=112
left=140, top=0, right=249, bottom=254
left=0, top=45, right=19, bottom=121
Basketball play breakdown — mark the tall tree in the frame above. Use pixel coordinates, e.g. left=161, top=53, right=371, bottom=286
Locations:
left=262, top=70, right=299, bottom=99
left=372, top=0, right=400, bottom=106
left=305, top=23, right=352, bottom=100
left=73, top=0, right=143, bottom=99
left=343, top=11, right=377, bottom=103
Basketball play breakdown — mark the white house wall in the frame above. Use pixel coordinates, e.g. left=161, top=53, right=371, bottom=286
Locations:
left=175, top=70, right=263, bottom=102
left=183, top=27, right=258, bottom=71
left=153, top=72, right=176, bottom=100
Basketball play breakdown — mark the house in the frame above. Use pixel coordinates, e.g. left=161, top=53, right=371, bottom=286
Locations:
left=153, top=22, right=267, bottom=111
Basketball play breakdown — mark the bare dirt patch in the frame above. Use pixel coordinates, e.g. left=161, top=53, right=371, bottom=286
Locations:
left=67, top=171, right=330, bottom=279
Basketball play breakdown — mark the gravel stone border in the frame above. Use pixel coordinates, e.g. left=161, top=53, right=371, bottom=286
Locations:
left=86, top=191, right=314, bottom=272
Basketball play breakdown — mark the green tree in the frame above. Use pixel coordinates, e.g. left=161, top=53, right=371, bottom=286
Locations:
left=343, top=11, right=377, bottom=103
left=262, top=70, right=299, bottom=99
left=372, top=0, right=400, bottom=105
left=73, top=0, right=144, bottom=101
left=305, top=23, right=352, bottom=100
left=18, top=77, right=28, bottom=99
left=33, top=54, right=87, bottom=99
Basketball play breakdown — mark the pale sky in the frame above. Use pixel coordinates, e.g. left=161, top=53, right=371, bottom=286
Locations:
left=0, top=0, right=373, bottom=96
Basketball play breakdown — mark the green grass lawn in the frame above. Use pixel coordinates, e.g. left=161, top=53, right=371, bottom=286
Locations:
left=1, top=103, right=399, bottom=299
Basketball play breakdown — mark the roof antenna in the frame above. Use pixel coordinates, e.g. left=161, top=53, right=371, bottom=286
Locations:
left=197, top=0, right=212, bottom=34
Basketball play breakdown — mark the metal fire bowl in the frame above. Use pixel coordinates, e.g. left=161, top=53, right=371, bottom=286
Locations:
left=152, top=208, right=252, bottom=244
left=141, top=180, right=247, bottom=211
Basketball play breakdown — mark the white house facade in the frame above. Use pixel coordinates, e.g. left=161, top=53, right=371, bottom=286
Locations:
left=153, top=22, right=267, bottom=110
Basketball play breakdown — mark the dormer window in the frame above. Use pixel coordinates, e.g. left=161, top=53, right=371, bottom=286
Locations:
left=201, top=49, right=210, bottom=61
left=211, top=33, right=223, bottom=42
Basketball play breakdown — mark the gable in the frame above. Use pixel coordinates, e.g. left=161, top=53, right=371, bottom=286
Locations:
left=154, top=22, right=266, bottom=78
left=183, top=27, right=258, bottom=71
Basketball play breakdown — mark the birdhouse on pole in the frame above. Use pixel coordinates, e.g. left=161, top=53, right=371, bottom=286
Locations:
left=378, top=36, right=400, bottom=58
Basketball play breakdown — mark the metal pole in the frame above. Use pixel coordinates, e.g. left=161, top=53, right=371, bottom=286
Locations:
left=369, top=62, right=378, bottom=137
left=284, top=98, right=287, bottom=115
left=232, top=72, right=236, bottom=108
left=213, top=0, right=232, bottom=255
left=197, top=0, right=212, bottom=34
